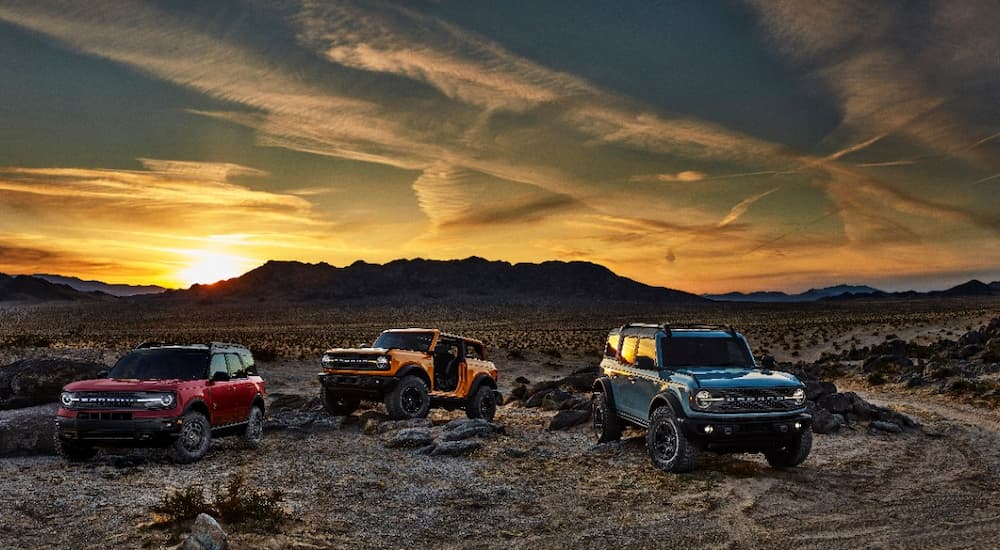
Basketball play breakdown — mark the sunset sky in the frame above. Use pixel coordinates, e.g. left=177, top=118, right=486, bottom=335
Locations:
left=0, top=1, right=997, bottom=293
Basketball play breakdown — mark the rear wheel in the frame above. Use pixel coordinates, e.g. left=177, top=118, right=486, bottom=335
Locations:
left=242, top=406, right=264, bottom=449
left=646, top=407, right=698, bottom=473
left=592, top=392, right=622, bottom=443
left=466, top=386, right=498, bottom=421
left=384, top=376, right=430, bottom=420
left=764, top=429, right=812, bottom=468
left=321, top=386, right=360, bottom=416
left=167, top=411, right=211, bottom=463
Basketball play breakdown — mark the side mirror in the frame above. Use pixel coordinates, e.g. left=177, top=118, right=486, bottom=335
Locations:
left=634, top=356, right=657, bottom=370
left=760, top=355, right=777, bottom=369
left=96, top=369, right=108, bottom=378
left=358, top=343, right=370, bottom=348
left=210, top=371, right=231, bottom=382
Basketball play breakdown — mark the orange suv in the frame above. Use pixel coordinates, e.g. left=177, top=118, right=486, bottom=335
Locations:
left=318, top=328, right=500, bottom=420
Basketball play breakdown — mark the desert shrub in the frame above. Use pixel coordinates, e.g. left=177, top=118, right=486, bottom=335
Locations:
left=506, top=349, right=526, bottom=360
left=153, top=474, right=286, bottom=530
left=249, top=346, right=278, bottom=362
left=867, top=372, right=886, bottom=386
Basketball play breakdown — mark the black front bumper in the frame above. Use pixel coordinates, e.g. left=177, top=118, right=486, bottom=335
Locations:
left=56, top=414, right=183, bottom=447
left=680, top=412, right=812, bottom=452
left=319, top=373, right=399, bottom=396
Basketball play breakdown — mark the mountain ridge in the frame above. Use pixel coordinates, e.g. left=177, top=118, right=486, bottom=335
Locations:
left=33, top=274, right=167, bottom=297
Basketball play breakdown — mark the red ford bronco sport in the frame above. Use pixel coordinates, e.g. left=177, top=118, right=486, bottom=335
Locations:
left=318, top=328, right=500, bottom=420
left=56, top=342, right=266, bottom=463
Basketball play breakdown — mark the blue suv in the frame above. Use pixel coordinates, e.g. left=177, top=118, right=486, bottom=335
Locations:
left=592, top=323, right=811, bottom=472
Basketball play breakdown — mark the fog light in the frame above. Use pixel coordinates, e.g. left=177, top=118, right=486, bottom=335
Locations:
left=794, top=421, right=803, bottom=430
left=704, top=425, right=714, bottom=434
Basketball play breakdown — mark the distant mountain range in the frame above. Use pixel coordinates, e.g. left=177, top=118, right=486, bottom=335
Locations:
left=33, top=274, right=167, bottom=297
left=161, top=257, right=707, bottom=304
left=2, top=261, right=998, bottom=304
left=0, top=274, right=111, bottom=302
left=704, top=284, right=883, bottom=303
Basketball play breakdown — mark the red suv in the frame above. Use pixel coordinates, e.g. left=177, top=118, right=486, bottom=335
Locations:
left=56, top=342, right=266, bottom=463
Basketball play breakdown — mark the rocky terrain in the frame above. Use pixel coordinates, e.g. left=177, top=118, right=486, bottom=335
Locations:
left=1, top=301, right=999, bottom=548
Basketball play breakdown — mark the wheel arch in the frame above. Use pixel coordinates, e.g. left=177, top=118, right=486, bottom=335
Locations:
left=396, top=363, right=432, bottom=389
left=648, top=390, right=686, bottom=419
left=183, top=398, right=211, bottom=423
left=469, top=373, right=498, bottom=396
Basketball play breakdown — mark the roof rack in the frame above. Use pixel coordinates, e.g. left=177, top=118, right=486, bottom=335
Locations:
left=133, top=341, right=185, bottom=349
left=659, top=323, right=739, bottom=338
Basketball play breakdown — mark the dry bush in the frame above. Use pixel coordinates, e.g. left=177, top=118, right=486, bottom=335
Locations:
left=152, top=473, right=286, bottom=530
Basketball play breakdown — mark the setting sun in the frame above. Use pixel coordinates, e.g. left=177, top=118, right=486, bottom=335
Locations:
left=176, top=251, right=256, bottom=287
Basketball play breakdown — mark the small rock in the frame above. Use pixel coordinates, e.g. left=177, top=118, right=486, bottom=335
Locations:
left=502, top=448, right=528, bottom=458
left=510, top=384, right=527, bottom=401
left=547, top=409, right=590, bottom=430
left=386, top=428, right=434, bottom=449
left=540, top=389, right=573, bottom=410
left=441, top=418, right=504, bottom=441
left=871, top=420, right=903, bottom=434
left=524, top=389, right=551, bottom=408
left=431, top=440, right=482, bottom=456
left=514, top=376, right=530, bottom=385
left=376, top=418, right=433, bottom=434
left=184, top=513, right=228, bottom=550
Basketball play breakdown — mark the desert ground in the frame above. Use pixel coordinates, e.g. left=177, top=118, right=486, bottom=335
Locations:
left=1, top=297, right=999, bottom=549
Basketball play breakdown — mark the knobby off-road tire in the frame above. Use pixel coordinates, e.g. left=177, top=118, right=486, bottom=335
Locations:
left=167, top=411, right=211, bottom=464
left=764, top=428, right=813, bottom=468
left=646, top=407, right=698, bottom=473
left=384, top=376, right=430, bottom=420
left=54, top=431, right=97, bottom=462
left=592, top=392, right=622, bottom=443
left=242, top=406, right=264, bottom=449
left=466, top=385, right=498, bottom=421
left=321, top=386, right=361, bottom=416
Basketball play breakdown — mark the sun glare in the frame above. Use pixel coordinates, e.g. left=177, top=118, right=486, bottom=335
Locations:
left=176, top=252, right=254, bottom=287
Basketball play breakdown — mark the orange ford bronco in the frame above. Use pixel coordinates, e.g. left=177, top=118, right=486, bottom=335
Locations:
left=318, top=328, right=500, bottom=421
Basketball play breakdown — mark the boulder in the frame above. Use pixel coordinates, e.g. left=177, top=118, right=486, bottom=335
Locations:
left=871, top=421, right=903, bottom=434
left=804, top=379, right=837, bottom=401
left=811, top=408, right=843, bottom=434
left=959, top=330, right=982, bottom=347
left=547, top=409, right=590, bottom=431
left=0, top=358, right=107, bottom=410
left=862, top=354, right=913, bottom=375
left=183, top=513, right=228, bottom=550
left=430, top=440, right=481, bottom=456
left=540, top=389, right=573, bottom=410
left=0, top=403, right=58, bottom=456
left=441, top=418, right=504, bottom=441
left=386, top=428, right=434, bottom=449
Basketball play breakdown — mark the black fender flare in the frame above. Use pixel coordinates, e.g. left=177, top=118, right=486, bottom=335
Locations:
left=251, top=393, right=265, bottom=413
left=183, top=398, right=211, bottom=423
left=592, top=377, right=616, bottom=403
left=468, top=374, right=498, bottom=400
left=648, top=390, right=687, bottom=420
left=395, top=363, right=431, bottom=388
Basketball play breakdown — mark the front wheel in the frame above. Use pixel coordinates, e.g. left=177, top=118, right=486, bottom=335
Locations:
left=646, top=407, right=698, bottom=473
left=167, top=411, right=211, bottom=463
left=466, top=386, right=498, bottom=421
left=242, top=406, right=264, bottom=449
left=764, top=429, right=812, bottom=468
left=321, top=386, right=360, bottom=416
left=592, top=392, right=622, bottom=443
left=384, top=376, right=430, bottom=420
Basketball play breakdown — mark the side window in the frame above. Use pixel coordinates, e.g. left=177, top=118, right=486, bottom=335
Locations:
left=637, top=337, right=656, bottom=362
left=604, top=333, right=621, bottom=358
left=208, top=354, right=228, bottom=379
left=239, top=351, right=257, bottom=376
left=620, top=336, right=639, bottom=364
left=225, top=354, right=246, bottom=378
left=465, top=342, right=484, bottom=360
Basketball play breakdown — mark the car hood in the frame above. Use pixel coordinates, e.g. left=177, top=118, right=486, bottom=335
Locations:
left=677, top=367, right=801, bottom=389
left=63, top=378, right=191, bottom=392
left=322, top=347, right=391, bottom=356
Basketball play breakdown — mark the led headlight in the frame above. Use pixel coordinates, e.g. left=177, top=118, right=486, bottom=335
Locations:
left=321, top=354, right=333, bottom=364
left=375, top=356, right=390, bottom=369
left=60, top=392, right=76, bottom=408
left=694, top=390, right=713, bottom=409
left=789, top=388, right=806, bottom=406
left=137, top=392, right=176, bottom=409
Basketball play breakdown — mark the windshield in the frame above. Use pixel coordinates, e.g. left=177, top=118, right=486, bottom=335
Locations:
left=108, top=349, right=209, bottom=380
left=662, top=337, right=752, bottom=368
left=373, top=331, right=435, bottom=352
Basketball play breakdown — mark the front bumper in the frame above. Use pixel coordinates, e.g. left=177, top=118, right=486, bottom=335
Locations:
left=318, top=373, right=399, bottom=396
left=56, top=412, right=184, bottom=446
left=680, top=412, right=812, bottom=451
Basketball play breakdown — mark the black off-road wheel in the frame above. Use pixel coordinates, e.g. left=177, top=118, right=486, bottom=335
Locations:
left=321, top=386, right=361, bottom=416
left=55, top=432, right=97, bottom=462
left=167, top=411, right=211, bottom=464
left=764, top=428, right=813, bottom=468
left=592, top=392, right=622, bottom=443
left=646, top=407, right=698, bottom=473
left=242, top=406, right=264, bottom=449
left=466, top=386, right=498, bottom=421
left=384, top=376, right=430, bottom=420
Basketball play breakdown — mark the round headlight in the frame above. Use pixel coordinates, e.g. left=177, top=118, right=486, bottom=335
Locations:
left=60, top=392, right=74, bottom=407
left=791, top=388, right=806, bottom=405
left=159, top=393, right=175, bottom=408
left=376, top=356, right=390, bottom=368
left=694, top=390, right=713, bottom=409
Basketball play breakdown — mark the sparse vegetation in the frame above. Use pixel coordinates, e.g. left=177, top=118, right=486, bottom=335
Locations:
left=153, top=473, right=286, bottom=530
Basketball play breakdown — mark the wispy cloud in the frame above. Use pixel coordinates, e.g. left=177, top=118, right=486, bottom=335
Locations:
left=717, top=188, right=779, bottom=228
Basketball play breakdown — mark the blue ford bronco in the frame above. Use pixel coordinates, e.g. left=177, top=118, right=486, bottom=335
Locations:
left=592, top=323, right=811, bottom=472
